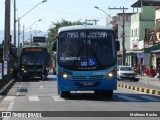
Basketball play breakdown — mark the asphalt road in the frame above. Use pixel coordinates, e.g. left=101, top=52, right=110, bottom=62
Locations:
left=0, top=72, right=160, bottom=120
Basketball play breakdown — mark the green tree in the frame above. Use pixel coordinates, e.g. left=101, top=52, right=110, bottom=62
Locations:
left=47, top=19, right=77, bottom=51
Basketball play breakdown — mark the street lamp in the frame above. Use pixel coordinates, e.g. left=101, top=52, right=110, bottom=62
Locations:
left=17, top=0, right=47, bottom=55
left=22, top=19, right=42, bottom=46
left=94, top=6, right=112, bottom=26
left=24, top=19, right=42, bottom=33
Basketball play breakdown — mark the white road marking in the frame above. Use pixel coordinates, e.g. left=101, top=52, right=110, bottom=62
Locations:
left=140, top=95, right=160, bottom=102
left=3, top=96, right=15, bottom=102
left=52, top=95, right=65, bottom=101
left=118, top=95, right=141, bottom=102
left=29, top=96, right=39, bottom=101
left=40, top=86, right=44, bottom=89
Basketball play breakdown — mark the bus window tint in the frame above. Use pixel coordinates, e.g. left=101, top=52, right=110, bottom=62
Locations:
left=58, top=30, right=116, bottom=70
left=22, top=53, right=45, bottom=65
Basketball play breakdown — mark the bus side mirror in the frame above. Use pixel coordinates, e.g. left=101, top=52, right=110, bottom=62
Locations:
left=116, top=41, right=120, bottom=51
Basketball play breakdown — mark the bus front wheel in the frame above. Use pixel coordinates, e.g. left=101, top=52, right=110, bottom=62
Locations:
left=22, top=76, right=27, bottom=81
left=103, top=90, right=113, bottom=98
left=58, top=91, right=70, bottom=98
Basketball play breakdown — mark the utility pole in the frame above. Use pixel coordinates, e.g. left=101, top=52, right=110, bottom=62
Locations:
left=14, top=0, right=16, bottom=46
left=3, top=0, right=11, bottom=81
left=109, top=7, right=128, bottom=65
left=3, top=0, right=11, bottom=61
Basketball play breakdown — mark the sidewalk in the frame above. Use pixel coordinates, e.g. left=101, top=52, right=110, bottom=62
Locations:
left=118, top=74, right=160, bottom=95
left=137, top=74, right=160, bottom=88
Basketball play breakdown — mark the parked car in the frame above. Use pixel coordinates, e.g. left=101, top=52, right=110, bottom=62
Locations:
left=117, top=65, right=136, bottom=81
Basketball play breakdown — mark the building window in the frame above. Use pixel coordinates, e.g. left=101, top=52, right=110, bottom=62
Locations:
left=135, top=29, right=137, bottom=36
left=119, top=16, right=121, bottom=21
left=132, top=30, right=133, bottom=37
left=126, top=16, right=128, bottom=21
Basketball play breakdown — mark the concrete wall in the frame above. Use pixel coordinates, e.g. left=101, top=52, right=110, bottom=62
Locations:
left=118, top=14, right=132, bottom=51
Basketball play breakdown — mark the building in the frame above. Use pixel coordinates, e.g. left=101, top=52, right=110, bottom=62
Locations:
left=125, top=0, right=159, bottom=72
left=117, top=13, right=134, bottom=65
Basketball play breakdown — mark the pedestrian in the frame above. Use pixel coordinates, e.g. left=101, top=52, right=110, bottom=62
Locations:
left=134, top=64, right=137, bottom=76
left=13, top=60, right=19, bottom=80
left=140, top=63, right=144, bottom=76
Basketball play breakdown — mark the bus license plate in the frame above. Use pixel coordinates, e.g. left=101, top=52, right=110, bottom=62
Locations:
left=83, top=82, right=93, bottom=86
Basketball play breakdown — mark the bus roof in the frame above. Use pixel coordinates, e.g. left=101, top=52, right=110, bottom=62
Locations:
left=58, top=25, right=114, bottom=33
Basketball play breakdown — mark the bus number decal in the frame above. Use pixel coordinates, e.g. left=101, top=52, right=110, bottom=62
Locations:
left=94, top=72, right=108, bottom=75
left=60, top=57, right=80, bottom=61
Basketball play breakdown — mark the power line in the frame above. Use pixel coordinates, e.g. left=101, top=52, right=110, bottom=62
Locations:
left=120, top=0, right=129, bottom=6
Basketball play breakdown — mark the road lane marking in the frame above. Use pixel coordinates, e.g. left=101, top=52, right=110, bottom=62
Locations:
left=29, top=96, right=39, bottom=101
left=52, top=96, right=65, bottom=101
left=3, top=96, right=15, bottom=102
left=40, top=86, right=44, bottom=89
left=140, top=95, right=160, bottom=102
left=118, top=95, right=141, bottom=102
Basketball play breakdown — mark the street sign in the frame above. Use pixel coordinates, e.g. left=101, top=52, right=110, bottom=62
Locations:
left=33, top=36, right=46, bottom=43
left=137, top=52, right=144, bottom=58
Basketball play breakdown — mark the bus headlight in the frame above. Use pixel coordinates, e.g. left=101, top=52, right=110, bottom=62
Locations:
left=62, top=74, right=69, bottom=80
left=106, top=69, right=116, bottom=79
left=58, top=69, right=69, bottom=80
left=22, top=68, right=25, bottom=71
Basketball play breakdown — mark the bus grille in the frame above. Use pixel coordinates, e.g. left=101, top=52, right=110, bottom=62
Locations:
left=71, top=75, right=104, bottom=80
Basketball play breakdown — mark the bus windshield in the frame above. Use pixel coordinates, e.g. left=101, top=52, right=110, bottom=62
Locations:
left=21, top=53, right=45, bottom=65
left=58, top=30, right=116, bottom=70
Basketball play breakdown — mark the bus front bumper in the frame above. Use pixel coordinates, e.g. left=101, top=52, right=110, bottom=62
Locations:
left=57, top=77, right=117, bottom=92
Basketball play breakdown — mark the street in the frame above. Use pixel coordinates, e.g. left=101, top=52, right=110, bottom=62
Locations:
left=0, top=71, right=160, bottom=120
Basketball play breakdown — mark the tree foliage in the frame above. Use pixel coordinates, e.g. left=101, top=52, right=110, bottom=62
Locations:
left=47, top=19, right=77, bottom=51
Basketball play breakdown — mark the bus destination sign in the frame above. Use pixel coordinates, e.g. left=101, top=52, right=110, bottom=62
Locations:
left=25, top=48, right=43, bottom=52
left=63, top=31, right=109, bottom=39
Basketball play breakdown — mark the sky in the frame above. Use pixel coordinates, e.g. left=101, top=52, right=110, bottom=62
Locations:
left=0, top=0, right=137, bottom=43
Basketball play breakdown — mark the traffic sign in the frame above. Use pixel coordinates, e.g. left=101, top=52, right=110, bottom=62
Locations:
left=33, top=36, right=46, bottom=43
left=137, top=52, right=144, bottom=58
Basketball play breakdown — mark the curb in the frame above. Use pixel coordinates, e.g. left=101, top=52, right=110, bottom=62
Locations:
left=118, top=83, right=160, bottom=96
left=0, top=79, right=15, bottom=95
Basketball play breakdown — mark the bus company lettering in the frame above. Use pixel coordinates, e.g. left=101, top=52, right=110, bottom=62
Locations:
left=60, top=57, right=80, bottom=61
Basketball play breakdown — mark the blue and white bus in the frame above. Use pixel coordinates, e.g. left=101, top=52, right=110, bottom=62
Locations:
left=53, top=25, right=120, bottom=98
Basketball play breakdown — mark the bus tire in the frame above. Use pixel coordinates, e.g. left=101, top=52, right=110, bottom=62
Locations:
left=103, top=90, right=113, bottom=98
left=41, top=76, right=43, bottom=80
left=22, top=76, right=27, bottom=81
left=59, top=91, right=70, bottom=98
left=94, top=90, right=102, bottom=95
